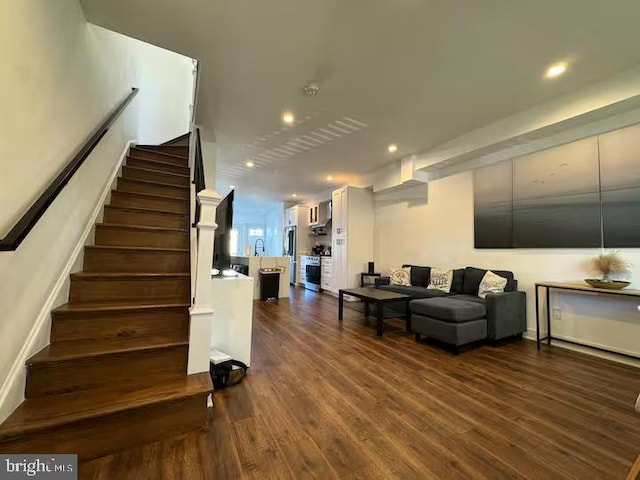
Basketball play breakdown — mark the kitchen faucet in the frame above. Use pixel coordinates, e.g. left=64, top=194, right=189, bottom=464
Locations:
left=254, top=238, right=265, bottom=256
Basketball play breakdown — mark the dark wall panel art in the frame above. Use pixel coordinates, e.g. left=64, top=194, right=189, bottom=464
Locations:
left=600, top=123, right=640, bottom=248
left=474, top=128, right=640, bottom=249
left=473, top=160, right=513, bottom=248
left=512, top=137, right=601, bottom=248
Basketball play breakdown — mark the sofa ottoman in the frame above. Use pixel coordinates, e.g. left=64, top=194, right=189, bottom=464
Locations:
left=410, top=297, right=488, bottom=352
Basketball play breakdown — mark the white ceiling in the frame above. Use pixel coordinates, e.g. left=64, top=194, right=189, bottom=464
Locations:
left=81, top=0, right=640, bottom=203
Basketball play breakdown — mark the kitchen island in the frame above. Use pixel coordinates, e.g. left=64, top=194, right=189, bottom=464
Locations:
left=230, top=256, right=290, bottom=300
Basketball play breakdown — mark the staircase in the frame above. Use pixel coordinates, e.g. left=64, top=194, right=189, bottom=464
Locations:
left=0, top=138, right=213, bottom=461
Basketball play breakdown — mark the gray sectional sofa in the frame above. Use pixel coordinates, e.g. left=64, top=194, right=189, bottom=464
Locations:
left=376, top=265, right=526, bottom=353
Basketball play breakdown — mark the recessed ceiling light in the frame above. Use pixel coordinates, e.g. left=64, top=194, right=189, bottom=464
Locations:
left=388, top=144, right=398, bottom=153
left=282, top=111, right=295, bottom=125
left=229, top=185, right=235, bottom=189
left=245, top=160, right=254, bottom=168
left=292, top=193, right=297, bottom=197
left=326, top=175, right=333, bottom=181
left=546, top=62, right=567, bottom=78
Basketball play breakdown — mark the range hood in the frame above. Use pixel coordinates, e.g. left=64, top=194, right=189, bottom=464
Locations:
left=311, top=218, right=331, bottom=229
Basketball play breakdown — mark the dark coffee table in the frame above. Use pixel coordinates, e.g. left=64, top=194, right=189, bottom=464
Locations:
left=338, top=287, right=412, bottom=337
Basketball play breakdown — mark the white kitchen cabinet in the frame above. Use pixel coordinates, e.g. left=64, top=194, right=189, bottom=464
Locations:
left=320, top=256, right=333, bottom=291
left=308, top=204, right=319, bottom=225
left=331, top=187, right=373, bottom=293
left=285, top=205, right=311, bottom=227
left=330, top=187, right=373, bottom=293
left=331, top=188, right=349, bottom=236
left=284, top=207, right=298, bottom=227
left=298, top=255, right=308, bottom=286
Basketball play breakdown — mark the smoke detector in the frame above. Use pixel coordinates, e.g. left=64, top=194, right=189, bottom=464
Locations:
left=302, top=82, right=320, bottom=96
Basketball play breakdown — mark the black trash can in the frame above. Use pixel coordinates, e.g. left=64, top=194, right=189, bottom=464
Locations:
left=259, top=268, right=281, bottom=301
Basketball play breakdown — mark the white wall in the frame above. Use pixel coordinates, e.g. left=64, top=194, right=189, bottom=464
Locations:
left=0, top=0, right=193, bottom=422
left=233, top=204, right=284, bottom=257
left=264, top=208, right=284, bottom=257
left=374, top=173, right=640, bottom=358
left=136, top=48, right=194, bottom=144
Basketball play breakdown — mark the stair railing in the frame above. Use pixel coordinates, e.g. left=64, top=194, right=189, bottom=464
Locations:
left=187, top=124, right=221, bottom=374
left=192, top=127, right=205, bottom=226
left=0, top=88, right=139, bottom=251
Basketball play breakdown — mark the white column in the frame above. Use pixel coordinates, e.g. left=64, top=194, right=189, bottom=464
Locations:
left=187, top=188, right=222, bottom=374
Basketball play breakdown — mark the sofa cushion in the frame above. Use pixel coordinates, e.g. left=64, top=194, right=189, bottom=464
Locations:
left=451, top=268, right=465, bottom=294
left=390, top=266, right=411, bottom=286
left=378, top=285, right=449, bottom=299
left=462, top=267, right=515, bottom=295
left=402, top=265, right=431, bottom=288
left=412, top=316, right=487, bottom=346
left=427, top=268, right=453, bottom=293
left=478, top=271, right=508, bottom=299
left=410, top=297, right=486, bottom=322
left=450, top=294, right=486, bottom=305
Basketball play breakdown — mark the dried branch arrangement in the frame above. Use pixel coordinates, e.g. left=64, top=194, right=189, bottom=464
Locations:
left=592, top=250, right=631, bottom=281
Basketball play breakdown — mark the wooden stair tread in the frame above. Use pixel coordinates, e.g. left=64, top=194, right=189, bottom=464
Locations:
left=112, top=190, right=185, bottom=202
left=118, top=178, right=189, bottom=190
left=133, top=147, right=188, bottom=160
left=0, top=373, right=212, bottom=441
left=124, top=165, right=189, bottom=179
left=70, top=272, right=190, bottom=279
left=96, top=223, right=188, bottom=233
left=127, top=155, right=189, bottom=170
left=0, top=137, right=204, bottom=459
left=85, top=245, right=189, bottom=253
left=53, top=300, right=190, bottom=314
left=104, top=205, right=188, bottom=217
left=27, top=335, right=188, bottom=365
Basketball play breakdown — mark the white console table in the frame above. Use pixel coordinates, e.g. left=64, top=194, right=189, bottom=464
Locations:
left=535, top=281, right=640, bottom=359
left=211, top=273, right=254, bottom=366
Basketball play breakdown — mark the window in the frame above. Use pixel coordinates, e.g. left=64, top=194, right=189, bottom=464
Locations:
left=229, top=229, right=239, bottom=256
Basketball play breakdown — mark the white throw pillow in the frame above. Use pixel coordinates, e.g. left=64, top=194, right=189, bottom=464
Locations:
left=390, top=267, right=411, bottom=286
left=478, top=270, right=508, bottom=299
left=427, top=268, right=453, bottom=293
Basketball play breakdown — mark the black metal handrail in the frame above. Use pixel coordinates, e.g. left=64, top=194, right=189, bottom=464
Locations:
left=0, top=87, right=139, bottom=251
left=193, top=126, right=206, bottom=226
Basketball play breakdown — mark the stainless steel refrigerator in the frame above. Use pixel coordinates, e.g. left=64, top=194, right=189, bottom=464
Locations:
left=283, top=226, right=296, bottom=284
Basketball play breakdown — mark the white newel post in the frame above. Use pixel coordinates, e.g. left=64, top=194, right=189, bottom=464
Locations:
left=187, top=188, right=222, bottom=374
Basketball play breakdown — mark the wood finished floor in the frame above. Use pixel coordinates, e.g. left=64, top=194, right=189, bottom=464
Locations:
left=81, top=287, right=640, bottom=479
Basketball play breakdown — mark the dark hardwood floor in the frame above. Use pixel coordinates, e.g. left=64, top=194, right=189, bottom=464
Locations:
left=81, top=287, right=640, bottom=479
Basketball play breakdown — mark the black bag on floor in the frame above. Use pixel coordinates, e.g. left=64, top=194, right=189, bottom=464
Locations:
left=209, top=360, right=248, bottom=389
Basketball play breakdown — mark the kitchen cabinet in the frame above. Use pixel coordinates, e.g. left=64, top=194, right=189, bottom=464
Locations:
left=285, top=207, right=295, bottom=227
left=330, top=187, right=373, bottom=293
left=309, top=203, right=326, bottom=226
left=308, top=205, right=319, bottom=225
left=320, top=256, right=333, bottom=291
left=298, top=255, right=308, bottom=286
left=331, top=188, right=348, bottom=236
left=285, top=205, right=311, bottom=227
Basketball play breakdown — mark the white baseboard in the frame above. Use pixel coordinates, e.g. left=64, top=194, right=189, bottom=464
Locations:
left=524, top=328, right=640, bottom=368
left=0, top=140, right=136, bottom=424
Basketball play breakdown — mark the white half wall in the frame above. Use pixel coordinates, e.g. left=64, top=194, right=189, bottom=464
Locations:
left=373, top=172, right=640, bottom=359
left=0, top=0, right=194, bottom=422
